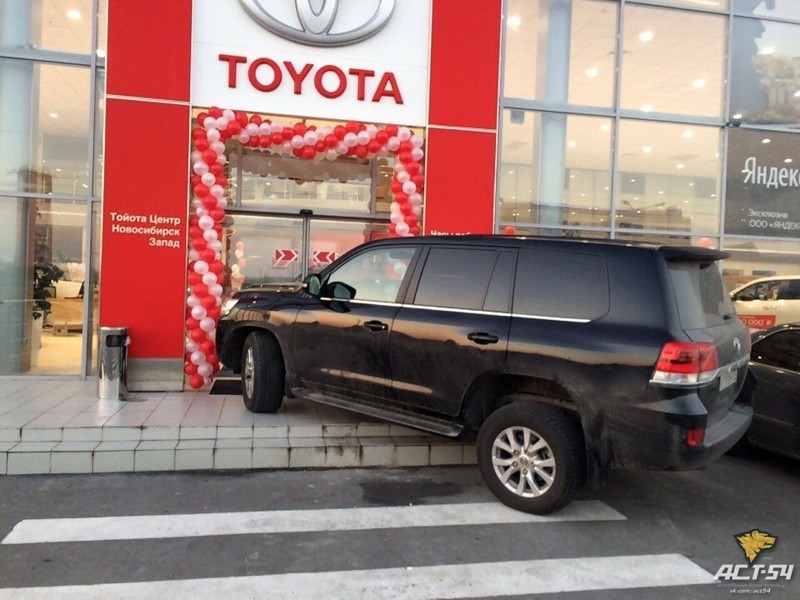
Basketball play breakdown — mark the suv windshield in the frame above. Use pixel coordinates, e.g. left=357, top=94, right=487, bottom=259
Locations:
left=669, top=261, right=735, bottom=329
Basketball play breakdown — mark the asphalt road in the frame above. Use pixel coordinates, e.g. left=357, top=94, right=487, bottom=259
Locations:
left=0, top=448, right=798, bottom=599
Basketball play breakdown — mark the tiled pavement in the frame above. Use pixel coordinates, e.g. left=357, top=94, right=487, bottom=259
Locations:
left=0, top=379, right=474, bottom=475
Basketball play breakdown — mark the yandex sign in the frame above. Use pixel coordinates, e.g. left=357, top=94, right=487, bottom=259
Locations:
left=191, top=0, right=431, bottom=125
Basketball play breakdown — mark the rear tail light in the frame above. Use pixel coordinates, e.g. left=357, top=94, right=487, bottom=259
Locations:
left=686, top=428, right=705, bottom=447
left=651, top=342, right=719, bottom=386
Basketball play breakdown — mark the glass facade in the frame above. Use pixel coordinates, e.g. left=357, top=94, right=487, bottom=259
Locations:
left=0, top=0, right=104, bottom=376
left=501, top=0, right=800, bottom=292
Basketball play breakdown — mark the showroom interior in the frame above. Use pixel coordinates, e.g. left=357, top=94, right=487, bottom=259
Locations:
left=0, top=0, right=798, bottom=379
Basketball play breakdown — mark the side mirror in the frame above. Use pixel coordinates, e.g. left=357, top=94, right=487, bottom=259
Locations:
left=306, top=275, right=322, bottom=297
left=322, top=281, right=356, bottom=301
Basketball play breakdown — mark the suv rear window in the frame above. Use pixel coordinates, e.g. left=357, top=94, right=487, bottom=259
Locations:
left=668, top=262, right=735, bottom=329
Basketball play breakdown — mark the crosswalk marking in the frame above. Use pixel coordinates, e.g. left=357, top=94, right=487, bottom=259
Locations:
left=1, top=500, right=624, bottom=545
left=0, top=554, right=715, bottom=600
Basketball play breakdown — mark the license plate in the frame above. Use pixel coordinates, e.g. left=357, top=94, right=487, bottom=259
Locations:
left=719, top=368, right=737, bottom=391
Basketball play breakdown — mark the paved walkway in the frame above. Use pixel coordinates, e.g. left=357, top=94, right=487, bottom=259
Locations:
left=0, top=379, right=473, bottom=475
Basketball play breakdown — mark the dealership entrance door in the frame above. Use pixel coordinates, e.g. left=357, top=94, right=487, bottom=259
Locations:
left=223, top=213, right=389, bottom=288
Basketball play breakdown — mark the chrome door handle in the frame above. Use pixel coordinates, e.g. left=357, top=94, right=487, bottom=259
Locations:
left=363, top=320, right=388, bottom=332
left=468, top=332, right=499, bottom=345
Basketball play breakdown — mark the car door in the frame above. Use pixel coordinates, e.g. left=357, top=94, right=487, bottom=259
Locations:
left=748, top=328, right=800, bottom=455
left=389, top=246, right=514, bottom=417
left=293, top=244, right=419, bottom=402
left=734, top=280, right=785, bottom=331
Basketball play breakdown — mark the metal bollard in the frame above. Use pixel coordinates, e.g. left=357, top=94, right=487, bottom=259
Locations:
left=98, top=327, right=130, bottom=400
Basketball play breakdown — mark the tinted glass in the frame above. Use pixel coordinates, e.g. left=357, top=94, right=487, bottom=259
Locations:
left=753, top=330, right=800, bottom=372
left=513, top=249, right=609, bottom=320
left=414, top=248, right=497, bottom=310
left=484, top=252, right=516, bottom=313
left=668, top=262, right=735, bottom=329
left=328, top=246, right=416, bottom=303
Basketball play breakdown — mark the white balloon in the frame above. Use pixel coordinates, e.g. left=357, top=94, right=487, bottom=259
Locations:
left=357, top=131, right=370, bottom=145
left=203, top=376, right=212, bottom=386
left=395, top=222, right=410, bottom=236
left=191, top=198, right=202, bottom=210
left=200, top=317, right=216, bottom=333
left=409, top=193, right=422, bottom=205
left=377, top=147, right=390, bottom=158
left=246, top=123, right=259, bottom=136
left=291, top=135, right=305, bottom=149
left=215, top=117, right=228, bottom=130
left=186, top=294, right=201, bottom=308
left=188, top=249, right=200, bottom=262
left=402, top=181, right=417, bottom=195
left=198, top=215, right=214, bottom=230
left=216, top=154, right=227, bottom=165
left=259, top=122, right=272, bottom=135
left=398, top=127, right=412, bottom=141
left=366, top=124, right=378, bottom=138
left=190, top=351, right=205, bottom=365
left=194, top=260, right=209, bottom=275
left=325, top=149, right=338, bottom=160
left=410, top=134, right=424, bottom=148
left=203, top=229, right=218, bottom=243
left=336, top=142, right=348, bottom=155
left=202, top=272, right=218, bottom=286
left=223, top=109, right=235, bottom=120
left=191, top=305, right=207, bottom=320
left=196, top=207, right=209, bottom=217
left=272, top=121, right=284, bottom=133
left=231, top=264, right=240, bottom=273
left=411, top=148, right=424, bottom=161
left=390, top=202, right=400, bottom=213
left=387, top=137, right=400, bottom=151
left=210, top=184, right=225, bottom=198
left=201, top=172, right=216, bottom=186
left=344, top=132, right=359, bottom=147
left=216, top=196, right=228, bottom=209
left=209, top=240, right=223, bottom=252
left=390, top=212, right=405, bottom=224
left=282, top=141, right=293, bottom=154
left=193, top=161, right=209, bottom=176
left=397, top=171, right=410, bottom=183
left=303, top=131, right=318, bottom=145
left=197, top=362, right=213, bottom=377
left=203, top=116, right=217, bottom=130
left=234, top=249, right=244, bottom=259
left=412, top=205, right=423, bottom=217
left=209, top=283, right=223, bottom=297
left=185, top=340, right=199, bottom=353
left=207, top=129, right=220, bottom=142
left=211, top=141, right=225, bottom=154
left=238, top=133, right=250, bottom=144
left=191, top=151, right=202, bottom=163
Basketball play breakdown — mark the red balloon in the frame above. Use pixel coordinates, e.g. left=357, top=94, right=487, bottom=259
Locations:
left=215, top=176, right=227, bottom=187
left=294, top=122, right=307, bottom=135
left=400, top=203, right=413, bottom=216
left=192, top=283, right=209, bottom=297
left=194, top=184, right=210, bottom=198
left=194, top=138, right=209, bottom=152
left=191, top=127, right=207, bottom=140
left=213, top=223, right=223, bottom=234
left=184, top=363, right=198, bottom=376
left=376, top=131, right=389, bottom=144
left=210, top=163, right=223, bottom=176
left=209, top=260, right=224, bottom=274
left=398, top=152, right=413, bottom=164
left=292, top=148, right=304, bottom=158
left=201, top=249, right=216, bottom=262
left=195, top=113, right=208, bottom=127
left=227, top=121, right=242, bottom=136
left=367, top=141, right=380, bottom=154
left=190, top=328, right=206, bottom=343
left=355, top=146, right=368, bottom=159
left=202, top=149, right=217, bottom=164
left=206, top=353, right=220, bottom=366
left=188, top=374, right=204, bottom=389
left=390, top=181, right=402, bottom=194
left=200, top=340, right=215, bottom=355
left=210, top=208, right=225, bottom=222
left=188, top=226, right=203, bottom=239
left=325, top=134, right=338, bottom=148
left=209, top=106, right=222, bottom=118
left=409, top=225, right=421, bottom=236
left=191, top=238, right=207, bottom=251
left=201, top=295, right=217, bottom=310
left=188, top=272, right=202, bottom=286
left=345, top=121, right=360, bottom=133
left=190, top=175, right=201, bottom=187
left=315, top=141, right=326, bottom=153
left=393, top=192, right=408, bottom=204
left=258, top=135, right=270, bottom=148
left=271, top=132, right=284, bottom=146
left=249, top=114, right=262, bottom=125
left=405, top=161, right=420, bottom=175
left=334, top=125, right=346, bottom=139
left=236, top=111, right=248, bottom=127
left=389, top=223, right=397, bottom=235
left=186, top=317, right=200, bottom=330
left=405, top=214, right=418, bottom=228
left=399, top=141, right=413, bottom=153
left=189, top=215, right=200, bottom=227
left=207, top=307, right=221, bottom=320
left=203, top=195, right=217, bottom=210
left=503, top=226, right=517, bottom=235
left=282, top=128, right=294, bottom=141
left=385, top=125, right=399, bottom=137
left=411, top=174, right=425, bottom=187
left=302, top=146, right=316, bottom=160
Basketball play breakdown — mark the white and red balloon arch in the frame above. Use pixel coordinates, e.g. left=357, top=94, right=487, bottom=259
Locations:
left=183, top=107, right=426, bottom=389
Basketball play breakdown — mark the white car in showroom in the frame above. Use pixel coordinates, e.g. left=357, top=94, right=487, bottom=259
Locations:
left=731, top=276, right=800, bottom=331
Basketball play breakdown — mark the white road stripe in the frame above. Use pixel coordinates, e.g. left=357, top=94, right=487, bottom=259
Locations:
left=1, top=500, right=624, bottom=544
left=0, top=554, right=715, bottom=599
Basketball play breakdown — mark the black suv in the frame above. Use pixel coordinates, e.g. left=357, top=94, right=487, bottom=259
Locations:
left=217, top=236, right=753, bottom=514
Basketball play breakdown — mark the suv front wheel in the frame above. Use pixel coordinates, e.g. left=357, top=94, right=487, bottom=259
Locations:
left=241, top=331, right=285, bottom=413
left=477, top=401, right=585, bottom=514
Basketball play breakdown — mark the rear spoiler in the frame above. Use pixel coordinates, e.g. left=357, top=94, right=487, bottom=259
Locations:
left=659, top=246, right=730, bottom=262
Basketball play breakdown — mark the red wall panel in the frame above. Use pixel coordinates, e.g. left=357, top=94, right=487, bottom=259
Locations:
left=423, top=128, right=496, bottom=235
left=428, top=0, right=503, bottom=129
left=100, top=99, right=190, bottom=359
left=106, top=0, right=193, bottom=101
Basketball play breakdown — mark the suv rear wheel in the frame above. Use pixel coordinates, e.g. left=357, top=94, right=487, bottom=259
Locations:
left=241, top=332, right=285, bottom=413
left=477, top=401, right=585, bottom=514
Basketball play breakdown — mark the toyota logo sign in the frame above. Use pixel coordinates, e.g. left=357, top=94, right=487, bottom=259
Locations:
left=239, top=0, right=396, bottom=47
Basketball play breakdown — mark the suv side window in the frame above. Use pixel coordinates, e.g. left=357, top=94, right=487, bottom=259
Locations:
left=414, top=247, right=497, bottom=310
left=753, top=330, right=800, bottom=372
left=483, top=251, right=516, bottom=313
left=514, top=249, right=609, bottom=320
left=325, top=246, right=416, bottom=303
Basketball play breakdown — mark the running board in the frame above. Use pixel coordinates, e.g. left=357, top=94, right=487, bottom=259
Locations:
left=291, top=388, right=464, bottom=438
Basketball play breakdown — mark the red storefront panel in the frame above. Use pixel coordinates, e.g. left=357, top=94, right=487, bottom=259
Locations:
left=100, top=98, right=190, bottom=358
left=423, top=128, right=496, bottom=235
left=107, top=0, right=193, bottom=101
left=428, top=0, right=503, bottom=129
